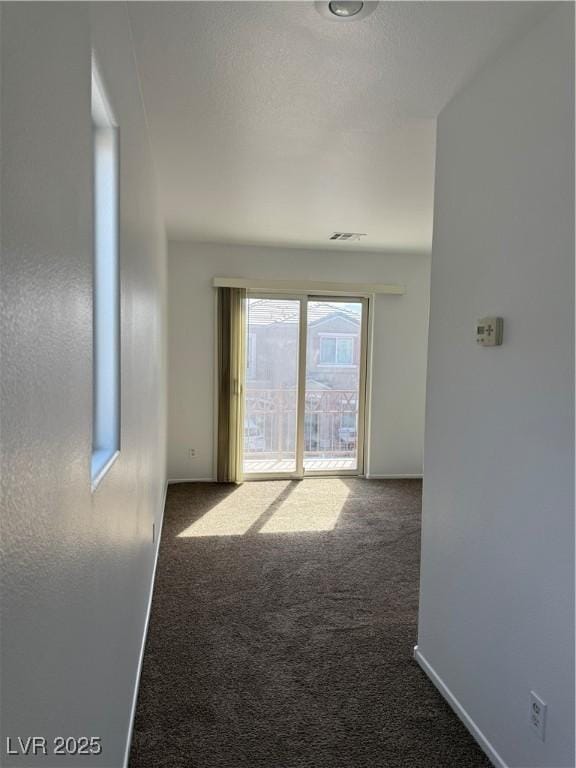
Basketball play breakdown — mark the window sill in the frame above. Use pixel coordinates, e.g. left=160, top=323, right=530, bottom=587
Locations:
left=91, top=449, right=120, bottom=491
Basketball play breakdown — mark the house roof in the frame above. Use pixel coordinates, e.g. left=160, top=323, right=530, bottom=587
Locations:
left=247, top=299, right=361, bottom=327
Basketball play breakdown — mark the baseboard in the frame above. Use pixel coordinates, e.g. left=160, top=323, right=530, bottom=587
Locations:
left=170, top=475, right=423, bottom=483
left=122, top=480, right=168, bottom=768
left=168, top=477, right=216, bottom=484
left=413, top=646, right=506, bottom=768
left=365, top=473, right=423, bottom=479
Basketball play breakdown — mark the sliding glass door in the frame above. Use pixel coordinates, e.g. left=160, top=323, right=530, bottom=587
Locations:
left=243, top=297, right=301, bottom=475
left=242, top=295, right=367, bottom=478
left=304, top=299, right=365, bottom=474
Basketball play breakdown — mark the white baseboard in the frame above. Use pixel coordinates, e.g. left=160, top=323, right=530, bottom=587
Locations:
left=365, top=473, right=423, bottom=479
left=169, top=476, right=423, bottom=483
left=413, top=646, right=506, bottom=768
left=122, top=480, right=168, bottom=768
left=168, top=477, right=216, bottom=484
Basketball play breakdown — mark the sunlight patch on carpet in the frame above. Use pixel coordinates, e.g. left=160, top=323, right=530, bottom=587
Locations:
left=258, top=479, right=351, bottom=533
left=177, top=483, right=289, bottom=537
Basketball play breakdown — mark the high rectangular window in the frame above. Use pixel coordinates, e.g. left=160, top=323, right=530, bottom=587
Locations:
left=91, top=63, right=120, bottom=487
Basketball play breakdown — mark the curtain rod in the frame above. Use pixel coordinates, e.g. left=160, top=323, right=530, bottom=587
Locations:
left=212, top=277, right=405, bottom=296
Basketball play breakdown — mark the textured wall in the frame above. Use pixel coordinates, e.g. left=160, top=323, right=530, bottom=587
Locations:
left=417, top=7, right=574, bottom=767
left=0, top=4, right=166, bottom=766
left=167, top=241, right=430, bottom=480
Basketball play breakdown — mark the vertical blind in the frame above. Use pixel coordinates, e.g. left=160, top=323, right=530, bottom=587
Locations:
left=216, top=287, right=246, bottom=483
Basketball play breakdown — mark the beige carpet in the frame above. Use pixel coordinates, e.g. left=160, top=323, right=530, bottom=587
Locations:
left=130, top=478, right=491, bottom=768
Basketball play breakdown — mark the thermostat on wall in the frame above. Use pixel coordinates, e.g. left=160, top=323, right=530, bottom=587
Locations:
left=476, top=317, right=503, bottom=346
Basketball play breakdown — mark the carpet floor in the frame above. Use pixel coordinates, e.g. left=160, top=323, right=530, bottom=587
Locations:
left=130, top=479, right=491, bottom=768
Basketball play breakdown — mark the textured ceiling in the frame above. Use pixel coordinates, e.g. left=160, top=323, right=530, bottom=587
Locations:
left=129, top=2, right=547, bottom=252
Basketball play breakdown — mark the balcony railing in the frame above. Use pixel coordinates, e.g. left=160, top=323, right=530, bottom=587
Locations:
left=244, top=388, right=359, bottom=461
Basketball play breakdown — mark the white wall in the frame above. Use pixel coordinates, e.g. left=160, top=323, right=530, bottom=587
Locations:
left=167, top=241, right=430, bottom=480
left=0, top=4, right=166, bottom=766
left=417, top=7, right=574, bottom=768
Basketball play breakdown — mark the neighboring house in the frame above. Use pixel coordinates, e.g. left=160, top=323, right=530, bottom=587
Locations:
left=245, top=301, right=361, bottom=456
left=246, top=300, right=361, bottom=389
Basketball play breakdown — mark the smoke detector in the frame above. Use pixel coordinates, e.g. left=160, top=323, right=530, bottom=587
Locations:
left=329, top=1, right=364, bottom=17
left=315, top=2, right=378, bottom=21
left=329, top=233, right=367, bottom=242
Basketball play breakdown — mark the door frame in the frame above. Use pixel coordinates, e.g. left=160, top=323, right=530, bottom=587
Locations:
left=242, top=292, right=370, bottom=481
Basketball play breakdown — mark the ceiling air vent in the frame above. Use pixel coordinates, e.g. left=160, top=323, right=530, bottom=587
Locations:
left=329, top=232, right=366, bottom=242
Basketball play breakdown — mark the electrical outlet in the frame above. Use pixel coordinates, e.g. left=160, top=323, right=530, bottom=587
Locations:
left=529, top=691, right=547, bottom=741
left=188, top=448, right=197, bottom=458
